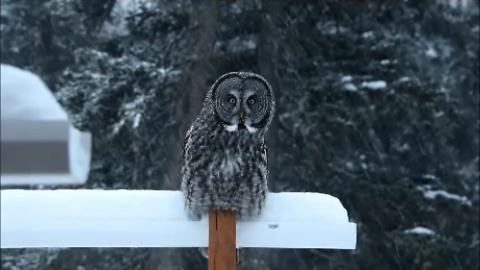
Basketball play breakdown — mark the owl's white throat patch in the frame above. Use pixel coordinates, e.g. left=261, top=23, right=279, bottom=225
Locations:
left=245, top=125, right=258, bottom=133
left=225, top=124, right=238, bottom=132
left=224, top=123, right=257, bottom=133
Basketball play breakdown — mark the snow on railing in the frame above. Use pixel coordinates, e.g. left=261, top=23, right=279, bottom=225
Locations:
left=1, top=190, right=356, bottom=250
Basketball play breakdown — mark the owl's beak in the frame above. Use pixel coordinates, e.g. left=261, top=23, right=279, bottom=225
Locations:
left=239, top=111, right=245, bottom=122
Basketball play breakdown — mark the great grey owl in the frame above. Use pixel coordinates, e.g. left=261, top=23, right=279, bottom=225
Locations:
left=181, top=71, right=275, bottom=219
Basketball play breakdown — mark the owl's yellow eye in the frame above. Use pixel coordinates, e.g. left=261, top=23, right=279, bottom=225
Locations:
left=247, top=98, right=255, bottom=105
left=228, top=98, right=236, bottom=104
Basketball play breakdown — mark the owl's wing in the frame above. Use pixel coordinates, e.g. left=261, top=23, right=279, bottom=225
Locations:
left=181, top=125, right=195, bottom=174
left=183, top=127, right=192, bottom=159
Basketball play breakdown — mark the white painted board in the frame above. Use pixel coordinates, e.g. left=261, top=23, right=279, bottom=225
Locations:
left=1, top=190, right=356, bottom=249
left=0, top=64, right=92, bottom=186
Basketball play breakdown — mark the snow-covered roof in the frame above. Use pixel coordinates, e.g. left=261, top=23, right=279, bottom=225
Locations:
left=0, top=64, right=92, bottom=186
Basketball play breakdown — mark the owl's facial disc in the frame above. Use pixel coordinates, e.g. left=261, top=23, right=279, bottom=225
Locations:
left=213, top=76, right=270, bottom=134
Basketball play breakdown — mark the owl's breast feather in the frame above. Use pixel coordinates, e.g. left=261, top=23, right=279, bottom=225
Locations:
left=219, top=150, right=244, bottom=178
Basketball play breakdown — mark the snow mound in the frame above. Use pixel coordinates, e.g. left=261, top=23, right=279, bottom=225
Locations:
left=1, top=64, right=66, bottom=120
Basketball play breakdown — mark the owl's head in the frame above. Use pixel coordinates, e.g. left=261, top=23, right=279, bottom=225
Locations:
left=207, top=72, right=275, bottom=134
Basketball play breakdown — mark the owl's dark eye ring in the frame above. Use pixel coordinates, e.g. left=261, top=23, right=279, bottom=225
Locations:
left=228, top=97, right=236, bottom=104
left=247, top=97, right=255, bottom=105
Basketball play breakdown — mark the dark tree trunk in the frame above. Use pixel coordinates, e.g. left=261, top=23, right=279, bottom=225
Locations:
left=163, top=1, right=220, bottom=191
left=257, top=0, right=286, bottom=192
left=150, top=2, right=220, bottom=269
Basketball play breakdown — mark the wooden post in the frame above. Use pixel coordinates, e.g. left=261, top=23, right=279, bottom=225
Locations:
left=208, top=210, right=237, bottom=270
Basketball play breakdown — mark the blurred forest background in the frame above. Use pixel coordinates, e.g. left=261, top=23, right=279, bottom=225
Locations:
left=1, top=0, right=479, bottom=269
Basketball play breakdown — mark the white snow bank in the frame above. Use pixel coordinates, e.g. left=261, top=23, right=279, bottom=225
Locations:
left=404, top=226, right=436, bottom=236
left=0, top=64, right=92, bottom=186
left=1, top=190, right=357, bottom=249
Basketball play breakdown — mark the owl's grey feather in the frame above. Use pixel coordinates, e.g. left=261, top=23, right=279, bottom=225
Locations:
left=181, top=72, right=275, bottom=219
